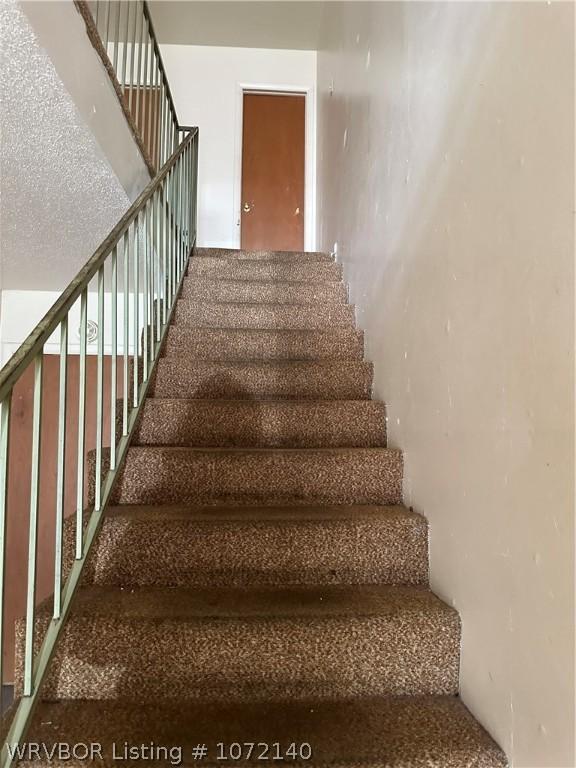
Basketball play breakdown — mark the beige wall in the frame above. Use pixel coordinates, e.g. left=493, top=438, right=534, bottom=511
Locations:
left=316, top=3, right=574, bottom=766
left=159, top=44, right=317, bottom=249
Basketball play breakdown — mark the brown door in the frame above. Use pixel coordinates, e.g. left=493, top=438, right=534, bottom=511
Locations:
left=241, top=92, right=305, bottom=251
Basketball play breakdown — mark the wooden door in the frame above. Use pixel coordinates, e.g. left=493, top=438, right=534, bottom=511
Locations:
left=241, top=92, right=305, bottom=251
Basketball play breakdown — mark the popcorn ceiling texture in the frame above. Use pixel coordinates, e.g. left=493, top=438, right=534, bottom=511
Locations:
left=0, top=1, right=130, bottom=291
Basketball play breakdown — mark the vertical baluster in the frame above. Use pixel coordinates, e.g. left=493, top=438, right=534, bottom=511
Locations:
left=182, top=144, right=187, bottom=258
left=174, top=153, right=181, bottom=280
left=155, top=190, right=161, bottom=345
left=183, top=150, right=188, bottom=265
left=192, top=138, right=196, bottom=244
left=194, top=133, right=199, bottom=242
left=186, top=142, right=191, bottom=254
left=76, top=289, right=87, bottom=558
left=123, top=229, right=130, bottom=435
left=113, top=0, right=121, bottom=75
left=174, top=155, right=179, bottom=282
left=189, top=141, right=193, bottom=247
left=151, top=195, right=157, bottom=359
left=158, top=80, right=166, bottom=168
left=142, top=14, right=150, bottom=156
left=149, top=195, right=156, bottom=363
left=142, top=204, right=149, bottom=383
left=104, top=1, right=111, bottom=56
left=53, top=318, right=67, bottom=620
left=146, top=38, right=155, bottom=162
left=178, top=153, right=183, bottom=276
left=172, top=156, right=178, bottom=285
left=191, top=138, right=196, bottom=244
left=135, top=3, right=144, bottom=132
left=167, top=168, right=173, bottom=307
left=148, top=197, right=154, bottom=361
left=152, top=60, right=159, bottom=168
left=182, top=145, right=187, bottom=259
left=174, top=154, right=180, bottom=282
left=128, top=0, right=138, bottom=115
left=94, top=267, right=105, bottom=512
left=121, top=0, right=129, bottom=94
left=165, top=93, right=170, bottom=165
left=133, top=215, right=140, bottom=408
left=24, top=353, right=43, bottom=696
left=110, top=245, right=118, bottom=471
left=0, top=392, right=11, bottom=700
left=171, top=165, right=177, bottom=298
left=161, top=180, right=167, bottom=325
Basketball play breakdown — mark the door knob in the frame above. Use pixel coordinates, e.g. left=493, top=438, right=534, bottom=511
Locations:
left=243, top=202, right=253, bottom=213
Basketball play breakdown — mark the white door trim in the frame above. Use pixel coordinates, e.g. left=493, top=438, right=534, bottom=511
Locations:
left=232, top=82, right=317, bottom=252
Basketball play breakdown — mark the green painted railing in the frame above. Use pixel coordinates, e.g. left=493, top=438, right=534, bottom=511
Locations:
left=0, top=126, right=198, bottom=765
left=76, top=0, right=183, bottom=174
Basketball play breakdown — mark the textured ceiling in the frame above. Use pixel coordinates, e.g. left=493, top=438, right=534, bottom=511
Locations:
left=148, top=1, right=324, bottom=50
left=0, top=1, right=131, bottom=291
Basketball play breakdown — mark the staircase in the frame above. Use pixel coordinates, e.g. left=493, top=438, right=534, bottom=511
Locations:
left=13, top=248, right=507, bottom=767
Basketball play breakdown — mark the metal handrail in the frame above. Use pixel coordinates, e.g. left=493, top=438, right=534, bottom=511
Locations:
left=0, top=126, right=199, bottom=765
left=77, top=0, right=187, bottom=173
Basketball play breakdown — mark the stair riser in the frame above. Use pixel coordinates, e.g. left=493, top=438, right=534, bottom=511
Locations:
left=132, top=401, right=386, bottom=448
left=19, top=697, right=509, bottom=768
left=193, top=248, right=332, bottom=262
left=174, top=301, right=356, bottom=329
left=187, top=261, right=341, bottom=282
left=181, top=280, right=347, bottom=304
left=18, top=612, right=459, bottom=701
left=149, top=361, right=373, bottom=400
left=105, top=449, right=403, bottom=506
left=69, top=514, right=427, bottom=588
left=162, top=328, right=364, bottom=361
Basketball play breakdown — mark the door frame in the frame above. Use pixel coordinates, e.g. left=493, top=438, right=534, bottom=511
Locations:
left=233, top=83, right=316, bottom=252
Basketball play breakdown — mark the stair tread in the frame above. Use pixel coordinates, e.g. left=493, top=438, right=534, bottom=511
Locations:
left=183, top=276, right=344, bottom=286
left=155, top=359, right=371, bottom=369
left=167, top=326, right=361, bottom=335
left=140, top=396, right=385, bottom=411
left=150, top=358, right=372, bottom=400
left=124, top=446, right=400, bottom=456
left=176, top=300, right=354, bottom=314
left=38, top=584, right=454, bottom=621
left=105, top=502, right=420, bottom=522
left=174, top=301, right=356, bottom=330
left=192, top=249, right=333, bottom=260
left=21, top=696, right=507, bottom=767
left=190, top=254, right=334, bottom=261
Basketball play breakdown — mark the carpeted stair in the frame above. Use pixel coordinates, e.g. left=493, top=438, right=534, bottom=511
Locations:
left=13, top=248, right=507, bottom=766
